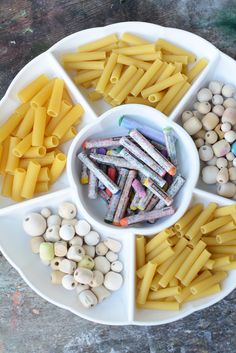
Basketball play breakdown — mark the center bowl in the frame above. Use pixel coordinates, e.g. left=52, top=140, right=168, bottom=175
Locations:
left=67, top=104, right=200, bottom=234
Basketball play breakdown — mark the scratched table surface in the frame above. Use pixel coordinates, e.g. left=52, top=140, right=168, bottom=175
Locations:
left=1, top=1, right=236, bottom=352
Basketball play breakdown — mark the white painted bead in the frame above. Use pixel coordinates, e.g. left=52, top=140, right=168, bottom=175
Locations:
left=197, top=88, right=212, bottom=102
left=74, top=267, right=93, bottom=284
left=223, top=98, right=236, bottom=109
left=59, top=258, right=76, bottom=274
left=225, top=131, right=236, bottom=143
left=89, top=270, right=104, bottom=288
left=198, top=145, right=214, bottom=162
left=229, top=167, right=236, bottom=181
left=104, top=271, right=123, bottom=291
left=67, top=245, right=85, bottom=262
left=226, top=152, right=235, bottom=161
left=201, top=112, right=219, bottom=131
left=69, top=236, right=83, bottom=247
left=91, top=285, right=111, bottom=303
left=76, top=284, right=89, bottom=294
left=111, top=261, right=123, bottom=273
left=78, top=290, right=97, bottom=308
left=181, top=110, right=193, bottom=123
left=51, top=257, right=63, bottom=271
left=212, top=104, right=224, bottom=117
left=104, top=238, right=122, bottom=253
left=201, top=166, right=219, bottom=184
left=62, top=274, right=77, bottom=290
left=61, top=218, right=78, bottom=226
left=47, top=214, right=61, bottom=227
left=212, top=94, right=223, bottom=105
left=216, top=157, right=228, bottom=169
left=205, top=131, right=218, bottom=145
left=54, top=240, right=67, bottom=257
left=208, top=81, right=223, bottom=95
left=94, top=256, right=110, bottom=274
left=221, top=122, right=231, bottom=132
left=30, top=236, right=44, bottom=254
left=183, top=117, right=202, bottom=136
left=44, top=225, right=60, bottom=242
left=75, top=220, right=91, bottom=236
left=217, top=182, right=236, bottom=198
left=51, top=270, right=65, bottom=285
left=212, top=139, right=231, bottom=157
left=217, top=167, right=229, bottom=184
left=83, top=245, right=96, bottom=258
left=39, top=242, right=54, bottom=262
left=23, top=212, right=47, bottom=236
left=58, top=202, right=77, bottom=220
left=40, top=208, right=51, bottom=218
left=78, top=255, right=95, bottom=270
left=84, top=231, right=100, bottom=246
left=233, top=158, right=236, bottom=167
left=197, top=102, right=211, bottom=114
left=59, top=224, right=75, bottom=241
left=106, top=251, right=118, bottom=262
left=194, top=138, right=205, bottom=148
left=222, top=84, right=235, bottom=98
left=222, top=107, right=236, bottom=125
left=96, top=242, right=108, bottom=256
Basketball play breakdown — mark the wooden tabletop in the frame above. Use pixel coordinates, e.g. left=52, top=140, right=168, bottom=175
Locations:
left=1, top=1, right=236, bottom=352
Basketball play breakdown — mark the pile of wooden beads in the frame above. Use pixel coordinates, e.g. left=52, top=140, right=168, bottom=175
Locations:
left=22, top=202, right=123, bottom=309
left=78, top=116, right=185, bottom=227
left=182, top=81, right=236, bottom=198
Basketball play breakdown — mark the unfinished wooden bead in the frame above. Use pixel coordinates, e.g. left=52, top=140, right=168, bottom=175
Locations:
left=201, top=166, right=219, bottom=184
left=181, top=110, right=193, bottom=123
left=197, top=102, right=211, bottom=114
left=222, top=107, right=236, bottom=125
left=62, top=274, right=77, bottom=290
left=76, top=284, right=89, bottom=294
left=222, top=84, right=235, bottom=98
left=212, top=139, right=231, bottom=157
left=67, top=245, right=85, bottom=262
left=58, top=202, right=77, bottom=220
left=223, top=98, right=236, bottom=109
left=212, top=94, right=223, bottom=105
left=51, top=270, right=65, bottom=285
left=59, top=258, right=76, bottom=274
left=61, top=218, right=78, bottom=226
left=83, top=245, right=96, bottom=258
left=225, top=131, right=236, bottom=143
left=74, top=267, right=93, bottom=284
left=193, top=129, right=206, bottom=139
left=96, top=242, right=108, bottom=256
left=39, top=242, right=54, bottom=262
left=194, top=138, right=204, bottom=148
left=51, top=257, right=63, bottom=270
left=59, top=224, right=75, bottom=241
left=78, top=255, right=95, bottom=270
left=202, top=112, right=219, bottom=131
left=111, top=261, right=123, bottom=273
left=89, top=270, right=104, bottom=288
left=183, top=117, right=202, bottom=136
left=221, top=122, right=231, bottom=132
left=208, top=81, right=223, bottom=95
left=216, top=157, right=228, bottom=169
left=106, top=251, right=118, bottom=262
left=233, top=158, right=236, bottom=167
left=212, top=105, right=224, bottom=117
left=229, top=167, right=236, bottom=181
left=104, top=238, right=122, bottom=253
left=47, top=214, right=61, bottom=227
left=193, top=111, right=203, bottom=119
left=69, top=236, right=83, bottom=247
left=78, top=290, right=98, bottom=308
left=54, top=240, right=67, bottom=257
left=217, top=182, right=236, bottom=198
left=84, top=231, right=100, bottom=246
left=75, top=220, right=91, bottom=236
left=30, top=236, right=44, bottom=254
left=23, top=213, right=47, bottom=236
left=104, top=271, right=123, bottom=291
left=94, top=256, right=110, bottom=274
left=91, top=285, right=111, bottom=303
left=216, top=167, right=229, bottom=184
left=44, top=225, right=60, bottom=242
left=226, top=152, right=235, bottom=161
left=205, top=131, right=218, bottom=144
left=198, top=145, right=214, bottom=162
left=197, top=88, right=212, bottom=102
left=40, top=208, right=51, bottom=218
left=193, top=102, right=200, bottom=110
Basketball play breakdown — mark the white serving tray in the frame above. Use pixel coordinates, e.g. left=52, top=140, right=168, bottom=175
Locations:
left=0, top=21, right=236, bottom=325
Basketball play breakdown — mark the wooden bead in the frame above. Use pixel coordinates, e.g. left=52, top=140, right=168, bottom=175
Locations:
left=54, top=241, right=67, bottom=257
left=51, top=270, right=65, bottom=285
left=30, top=236, right=44, bottom=254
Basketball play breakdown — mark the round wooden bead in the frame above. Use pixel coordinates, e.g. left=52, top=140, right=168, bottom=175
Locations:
left=193, top=110, right=203, bottom=119
left=104, top=271, right=123, bottom=291
left=198, top=145, right=214, bottom=162
left=229, top=167, right=236, bottom=181
left=216, top=167, right=229, bottom=184
left=44, top=225, right=60, bottom=242
left=226, top=152, right=235, bottom=161
left=221, top=122, right=232, bottom=132
left=94, top=256, right=110, bottom=274
left=197, top=88, right=212, bottom=102
left=217, top=182, right=236, bottom=198
left=59, top=258, right=76, bottom=274
left=201, top=166, right=219, bottom=184
left=30, top=236, right=44, bottom=254
left=59, top=224, right=75, bottom=241
left=225, top=131, right=236, bottom=143
left=104, top=238, right=122, bottom=253
left=89, top=270, right=104, bottom=288
left=224, top=98, right=236, bottom=108
left=84, top=231, right=100, bottom=246
left=201, top=112, right=219, bottom=131
left=183, top=117, right=202, bottom=136
left=51, top=270, right=65, bottom=285
left=40, top=208, right=51, bottom=218
left=54, top=240, right=67, bottom=257
left=212, top=94, right=223, bottom=105
left=194, top=138, right=204, bottom=148
left=205, top=131, right=218, bottom=144
left=39, top=242, right=54, bottom=262
left=96, top=242, right=108, bottom=256
left=51, top=257, right=63, bottom=271
left=62, top=274, right=77, bottom=290
left=83, top=245, right=96, bottom=258
left=76, top=284, right=89, bottom=294
left=75, top=220, right=91, bottom=236
left=74, top=267, right=93, bottom=284
left=58, top=202, right=77, bottom=220
left=212, top=139, right=231, bottom=157
left=69, top=236, right=83, bottom=247
left=197, top=102, right=211, bottom=114
left=212, top=105, right=224, bottom=117
left=222, top=84, right=235, bottom=98
left=106, top=251, right=118, bottom=262
left=67, top=245, right=85, bottom=262
left=111, top=261, right=123, bottom=273
left=78, top=255, right=95, bottom=270
left=208, top=81, right=223, bottom=94
left=216, top=157, right=228, bottom=169
left=91, top=285, right=111, bottom=303
left=181, top=110, right=193, bottom=123
left=61, top=218, right=78, bottom=226
left=23, top=213, right=47, bottom=237
left=222, top=107, right=236, bottom=125
left=78, top=290, right=98, bottom=308
left=47, top=215, right=61, bottom=227
left=193, top=129, right=206, bottom=139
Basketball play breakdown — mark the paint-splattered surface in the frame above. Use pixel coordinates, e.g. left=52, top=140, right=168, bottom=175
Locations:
left=1, top=0, right=236, bottom=352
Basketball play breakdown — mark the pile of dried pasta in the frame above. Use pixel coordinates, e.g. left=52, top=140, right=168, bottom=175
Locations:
left=62, top=33, right=208, bottom=115
left=136, top=203, right=236, bottom=310
left=0, top=74, right=84, bottom=201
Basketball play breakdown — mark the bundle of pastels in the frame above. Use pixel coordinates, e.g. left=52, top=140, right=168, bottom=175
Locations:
left=62, top=33, right=208, bottom=115
left=78, top=116, right=185, bottom=227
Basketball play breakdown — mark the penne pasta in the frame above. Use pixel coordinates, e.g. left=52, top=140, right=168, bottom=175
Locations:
left=49, top=153, right=67, bottom=184
left=47, top=79, right=64, bottom=117
left=136, top=261, right=157, bottom=304
left=17, top=74, right=49, bottom=102
left=21, top=160, right=41, bottom=199
left=136, top=235, right=146, bottom=269
left=1, top=173, right=14, bottom=198
left=12, top=168, right=26, bottom=201
left=78, top=34, right=118, bottom=52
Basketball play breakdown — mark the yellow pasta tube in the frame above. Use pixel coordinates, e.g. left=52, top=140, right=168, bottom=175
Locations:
left=185, top=203, right=218, bottom=240
left=150, top=273, right=162, bottom=291
left=181, top=249, right=211, bottom=286
left=0, top=138, right=10, bottom=174
left=146, top=239, right=170, bottom=262
left=52, top=104, right=84, bottom=139
left=13, top=133, right=32, bottom=157
left=173, top=62, right=183, bottom=74
left=110, top=63, right=123, bottom=84
left=175, top=204, right=203, bottom=230
left=213, top=256, right=231, bottom=269
left=219, top=262, right=236, bottom=270
left=157, top=238, right=188, bottom=275
left=108, top=65, right=137, bottom=99
left=43, top=136, right=59, bottom=149
left=155, top=80, right=186, bottom=111
left=162, top=55, right=188, bottom=64
left=210, top=221, right=236, bottom=236
left=0, top=144, right=2, bottom=163
left=156, top=39, right=196, bottom=63
left=190, top=271, right=227, bottom=295
left=175, top=240, right=206, bottom=281
left=49, top=153, right=67, bottom=184
left=133, top=52, right=162, bottom=61
left=12, top=168, right=26, bottom=201
left=186, top=284, right=221, bottom=302
left=201, top=237, right=218, bottom=246
left=136, top=261, right=157, bottom=304
left=216, top=230, right=236, bottom=244
left=45, top=100, right=72, bottom=137
left=148, top=92, right=165, bottom=104
left=1, top=173, right=14, bottom=197
left=31, top=108, right=46, bottom=147
left=114, top=68, right=144, bottom=105
left=35, top=181, right=49, bottom=193
left=131, top=59, right=163, bottom=96
left=145, top=229, right=172, bottom=254
left=137, top=301, right=179, bottom=311
left=21, top=160, right=41, bottom=199
left=125, top=96, right=156, bottom=107
left=38, top=167, right=50, bottom=182
left=15, top=107, right=34, bottom=139
left=60, top=126, right=77, bottom=144
left=117, top=54, right=151, bottom=71
left=15, top=102, right=31, bottom=116
left=0, top=112, right=24, bottom=144
left=169, top=277, right=179, bottom=287
left=88, top=91, right=103, bottom=101
left=157, top=63, right=176, bottom=81
left=74, top=70, right=103, bottom=85
left=136, top=235, right=146, bottom=269
left=96, top=53, right=118, bottom=93
left=62, top=51, right=106, bottom=62
left=163, top=81, right=191, bottom=115
left=121, top=32, right=150, bottom=45
left=187, top=58, right=208, bottom=83
left=159, top=247, right=191, bottom=288
left=78, top=34, right=118, bottom=52
left=214, top=204, right=236, bottom=217
left=148, top=286, right=181, bottom=300
left=188, top=232, right=203, bottom=249
left=5, top=137, right=20, bottom=174
left=203, top=259, right=215, bottom=270
left=64, top=61, right=105, bottom=70
left=148, top=62, right=168, bottom=86
left=142, top=73, right=185, bottom=98
left=201, top=215, right=232, bottom=234
left=31, top=79, right=55, bottom=108
left=23, top=146, right=46, bottom=158
left=113, top=44, right=156, bottom=55
left=47, top=79, right=64, bottom=118
left=19, top=152, right=55, bottom=168
left=17, top=74, right=49, bottom=102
